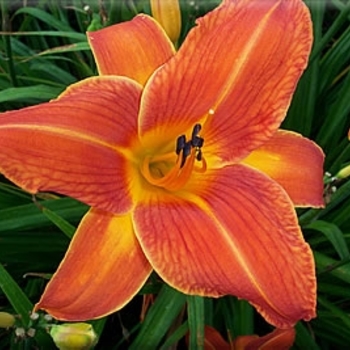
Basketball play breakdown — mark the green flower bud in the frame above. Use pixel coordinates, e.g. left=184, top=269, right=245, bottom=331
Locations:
left=0, top=312, right=15, bottom=328
left=50, top=323, right=97, bottom=350
left=336, top=164, right=350, bottom=179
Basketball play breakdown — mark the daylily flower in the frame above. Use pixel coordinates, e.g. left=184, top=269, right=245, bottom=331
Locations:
left=202, top=326, right=295, bottom=350
left=0, top=0, right=324, bottom=328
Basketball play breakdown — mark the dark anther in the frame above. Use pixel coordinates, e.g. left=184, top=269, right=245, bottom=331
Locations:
left=175, top=123, right=204, bottom=168
left=181, top=142, right=192, bottom=167
left=191, top=124, right=202, bottom=139
left=191, top=124, right=204, bottom=148
left=191, top=135, right=204, bottom=148
left=183, top=142, right=192, bottom=158
left=176, top=135, right=186, bottom=155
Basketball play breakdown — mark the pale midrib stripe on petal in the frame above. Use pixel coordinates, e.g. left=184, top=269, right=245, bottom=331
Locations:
left=210, top=1, right=281, bottom=113
left=0, top=124, right=133, bottom=158
left=181, top=190, right=288, bottom=320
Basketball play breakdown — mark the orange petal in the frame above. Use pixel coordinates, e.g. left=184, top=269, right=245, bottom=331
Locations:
left=203, top=326, right=231, bottom=350
left=234, top=328, right=295, bottom=350
left=243, top=130, right=324, bottom=207
left=88, top=15, right=175, bottom=86
left=35, top=209, right=152, bottom=320
left=139, top=0, right=312, bottom=161
left=0, top=76, right=142, bottom=214
left=133, top=164, right=316, bottom=328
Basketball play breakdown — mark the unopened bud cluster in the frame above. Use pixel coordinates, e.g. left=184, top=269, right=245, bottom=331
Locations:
left=50, top=323, right=98, bottom=350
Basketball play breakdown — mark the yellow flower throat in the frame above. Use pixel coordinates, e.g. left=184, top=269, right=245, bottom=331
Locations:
left=141, top=124, right=207, bottom=191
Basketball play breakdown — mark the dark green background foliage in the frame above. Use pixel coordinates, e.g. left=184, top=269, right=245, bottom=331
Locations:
left=0, top=0, right=349, bottom=349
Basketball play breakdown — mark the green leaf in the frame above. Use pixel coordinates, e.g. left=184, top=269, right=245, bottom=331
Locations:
left=307, top=220, right=349, bottom=259
left=218, top=297, right=254, bottom=338
left=41, top=206, right=76, bottom=239
left=318, top=296, right=350, bottom=329
left=14, top=7, right=75, bottom=32
left=294, top=322, right=321, bottom=350
left=3, top=30, right=87, bottom=41
left=300, top=180, right=350, bottom=226
left=159, top=322, right=189, bottom=350
left=0, top=85, right=63, bottom=103
left=316, top=69, right=350, bottom=151
left=0, top=263, right=33, bottom=326
left=315, top=251, right=350, bottom=283
left=0, top=197, right=87, bottom=233
left=30, top=61, right=77, bottom=85
left=36, top=42, right=91, bottom=57
left=130, top=285, right=186, bottom=349
left=283, top=0, right=325, bottom=136
left=309, top=0, right=350, bottom=63
left=187, top=295, right=205, bottom=350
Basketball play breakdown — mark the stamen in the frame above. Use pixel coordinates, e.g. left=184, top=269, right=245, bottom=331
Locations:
left=176, top=135, right=186, bottom=155
left=176, top=124, right=204, bottom=168
left=191, top=124, right=203, bottom=148
left=191, top=124, right=202, bottom=139
left=191, top=136, right=203, bottom=148
left=183, top=142, right=192, bottom=158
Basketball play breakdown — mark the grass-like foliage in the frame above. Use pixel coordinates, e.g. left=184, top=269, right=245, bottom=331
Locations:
left=0, top=0, right=349, bottom=349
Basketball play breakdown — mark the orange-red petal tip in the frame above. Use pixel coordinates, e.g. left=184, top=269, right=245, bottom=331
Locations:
left=243, top=130, right=324, bottom=208
left=35, top=210, right=152, bottom=321
left=88, top=15, right=175, bottom=85
left=234, top=328, right=296, bottom=350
